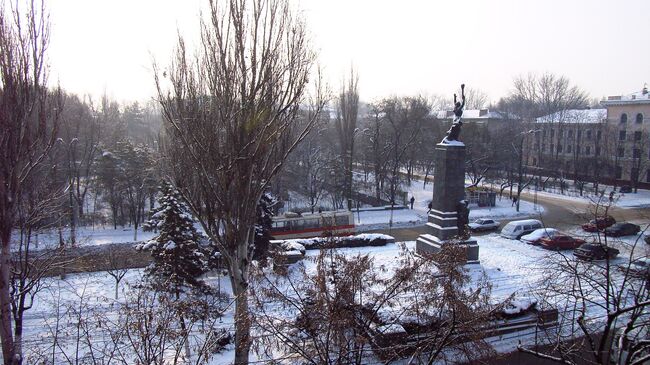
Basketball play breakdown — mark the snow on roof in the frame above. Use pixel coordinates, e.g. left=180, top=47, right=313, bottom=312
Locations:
left=431, top=109, right=513, bottom=120
left=535, top=109, right=606, bottom=124
left=601, top=86, right=650, bottom=105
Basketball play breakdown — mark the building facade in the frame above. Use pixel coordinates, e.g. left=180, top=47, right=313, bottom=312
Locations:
left=529, top=85, right=650, bottom=188
left=600, top=86, right=650, bottom=186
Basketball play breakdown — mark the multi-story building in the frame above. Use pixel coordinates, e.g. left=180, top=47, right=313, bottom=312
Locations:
left=529, top=85, right=650, bottom=188
left=600, top=85, right=650, bottom=186
left=530, top=109, right=611, bottom=184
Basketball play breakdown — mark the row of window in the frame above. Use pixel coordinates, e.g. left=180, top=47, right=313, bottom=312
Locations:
left=537, top=142, right=650, bottom=159
left=618, top=130, right=645, bottom=141
left=544, top=129, right=602, bottom=140
left=620, top=113, right=644, bottom=124
left=537, top=143, right=600, bottom=156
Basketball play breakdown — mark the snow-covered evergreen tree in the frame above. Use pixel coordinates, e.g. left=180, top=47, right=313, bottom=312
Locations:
left=137, top=182, right=207, bottom=293
left=252, top=192, right=277, bottom=261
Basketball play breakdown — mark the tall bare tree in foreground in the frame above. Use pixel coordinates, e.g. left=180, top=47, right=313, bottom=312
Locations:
left=155, top=0, right=324, bottom=362
left=520, top=199, right=650, bottom=365
left=0, top=1, right=62, bottom=363
left=335, top=68, right=359, bottom=210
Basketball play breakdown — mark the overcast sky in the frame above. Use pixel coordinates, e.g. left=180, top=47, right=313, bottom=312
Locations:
left=48, top=0, right=650, bottom=106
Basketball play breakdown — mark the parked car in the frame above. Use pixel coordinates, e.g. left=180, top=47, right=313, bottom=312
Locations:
left=581, top=216, right=616, bottom=232
left=520, top=228, right=559, bottom=245
left=622, top=257, right=650, bottom=279
left=468, top=218, right=500, bottom=232
left=619, top=185, right=633, bottom=193
left=539, top=235, right=586, bottom=250
left=500, top=219, right=543, bottom=239
left=604, top=223, right=641, bottom=237
left=574, top=243, right=620, bottom=260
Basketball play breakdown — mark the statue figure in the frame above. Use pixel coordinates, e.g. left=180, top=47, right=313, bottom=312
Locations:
left=442, top=84, right=466, bottom=143
left=456, top=199, right=470, bottom=240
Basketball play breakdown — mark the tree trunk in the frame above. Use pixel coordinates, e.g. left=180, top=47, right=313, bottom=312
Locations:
left=231, top=276, right=251, bottom=364
left=1, top=229, right=17, bottom=365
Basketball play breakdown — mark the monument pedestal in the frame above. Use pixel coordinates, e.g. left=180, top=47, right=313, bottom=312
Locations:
left=416, top=142, right=479, bottom=264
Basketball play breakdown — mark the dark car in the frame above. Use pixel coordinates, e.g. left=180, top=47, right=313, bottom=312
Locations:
left=604, top=223, right=641, bottom=237
left=574, top=243, right=620, bottom=260
left=539, top=235, right=586, bottom=250
left=621, top=257, right=650, bottom=279
left=581, top=216, right=616, bottom=232
left=619, top=185, right=633, bottom=193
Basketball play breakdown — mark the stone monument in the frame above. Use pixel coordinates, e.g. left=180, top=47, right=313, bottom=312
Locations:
left=416, top=84, right=479, bottom=263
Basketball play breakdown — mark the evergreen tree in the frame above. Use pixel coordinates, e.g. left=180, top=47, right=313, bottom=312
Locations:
left=137, top=182, right=207, bottom=293
left=252, top=192, right=277, bottom=261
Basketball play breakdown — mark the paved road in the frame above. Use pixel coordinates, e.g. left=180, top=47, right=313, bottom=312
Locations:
left=370, top=191, right=650, bottom=242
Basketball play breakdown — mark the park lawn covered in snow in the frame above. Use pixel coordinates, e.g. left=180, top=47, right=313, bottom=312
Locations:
left=14, top=231, right=648, bottom=363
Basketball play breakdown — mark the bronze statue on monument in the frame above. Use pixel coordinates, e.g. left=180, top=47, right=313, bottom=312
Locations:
left=442, top=83, right=466, bottom=143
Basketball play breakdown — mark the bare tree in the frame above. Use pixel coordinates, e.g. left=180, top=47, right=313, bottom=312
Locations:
left=463, top=86, right=489, bottom=110
left=0, top=1, right=63, bottom=363
left=501, top=72, right=589, bottom=119
left=59, top=94, right=101, bottom=243
left=334, top=68, right=360, bottom=210
left=519, top=199, right=650, bottom=365
left=154, top=0, right=324, bottom=362
left=251, top=245, right=496, bottom=364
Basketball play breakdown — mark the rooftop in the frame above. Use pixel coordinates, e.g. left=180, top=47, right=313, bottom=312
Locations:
left=536, top=109, right=607, bottom=124
left=432, top=108, right=515, bottom=120
left=601, top=85, right=650, bottom=106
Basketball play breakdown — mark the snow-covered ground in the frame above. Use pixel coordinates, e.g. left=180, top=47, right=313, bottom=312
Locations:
left=22, top=178, right=544, bottom=248
left=523, top=183, right=650, bottom=209
left=16, top=231, right=647, bottom=364
left=353, top=179, right=543, bottom=231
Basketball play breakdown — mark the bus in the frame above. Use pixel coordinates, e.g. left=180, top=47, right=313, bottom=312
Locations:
left=270, top=210, right=355, bottom=239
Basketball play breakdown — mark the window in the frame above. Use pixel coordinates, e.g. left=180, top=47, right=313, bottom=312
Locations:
left=550, top=143, right=555, bottom=152
left=335, top=215, right=349, bottom=225
left=576, top=146, right=581, bottom=155
left=558, top=144, right=563, bottom=153
left=618, top=147, right=625, bottom=158
left=646, top=169, right=650, bottom=183
left=636, top=113, right=643, bottom=124
left=567, top=145, right=572, bottom=153
left=619, top=130, right=627, bottom=141
left=596, top=146, right=601, bottom=156
left=551, top=129, right=555, bottom=138
left=597, top=130, right=602, bottom=140
left=568, top=130, right=574, bottom=138
left=586, top=146, right=591, bottom=155
left=616, top=166, right=622, bottom=179
left=577, top=130, right=582, bottom=139
left=532, top=157, right=537, bottom=166
left=534, top=143, right=540, bottom=150
left=560, top=130, right=565, bottom=138
left=635, top=131, right=642, bottom=141
left=586, top=130, right=592, bottom=139
left=542, top=143, right=546, bottom=152
left=621, top=113, right=628, bottom=123
left=634, top=149, right=641, bottom=159
left=542, top=130, right=547, bottom=138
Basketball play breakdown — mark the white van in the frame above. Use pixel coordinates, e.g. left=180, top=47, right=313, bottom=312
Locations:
left=500, top=219, right=543, bottom=239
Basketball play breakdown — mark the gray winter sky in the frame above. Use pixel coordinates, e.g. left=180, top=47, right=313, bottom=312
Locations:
left=48, top=0, right=650, bottom=105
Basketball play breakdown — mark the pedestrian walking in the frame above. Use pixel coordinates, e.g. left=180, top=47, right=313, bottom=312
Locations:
left=410, top=196, right=415, bottom=209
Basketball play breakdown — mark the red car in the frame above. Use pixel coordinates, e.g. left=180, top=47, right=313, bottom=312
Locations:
left=581, top=216, right=616, bottom=232
left=540, top=235, right=586, bottom=250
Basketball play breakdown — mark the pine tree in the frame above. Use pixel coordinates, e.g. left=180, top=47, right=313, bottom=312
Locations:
left=252, top=192, right=277, bottom=261
left=137, top=182, right=207, bottom=293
